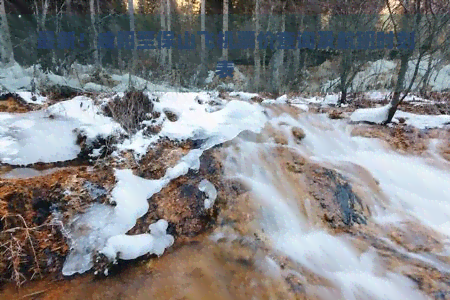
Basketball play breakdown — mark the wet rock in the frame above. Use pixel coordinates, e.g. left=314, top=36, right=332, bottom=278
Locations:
left=75, top=131, right=119, bottom=162
left=236, top=130, right=266, bottom=143
left=130, top=148, right=224, bottom=239
left=32, top=197, right=52, bottom=225
left=387, top=221, right=444, bottom=253
left=285, top=274, right=305, bottom=293
left=328, top=110, right=344, bottom=119
left=273, top=133, right=288, bottom=145
left=251, top=96, right=264, bottom=103
left=291, top=127, right=306, bottom=142
left=434, top=291, right=450, bottom=300
left=195, top=96, right=204, bottom=104
left=309, top=167, right=368, bottom=227
left=286, top=156, right=306, bottom=173
left=163, top=109, right=179, bottom=122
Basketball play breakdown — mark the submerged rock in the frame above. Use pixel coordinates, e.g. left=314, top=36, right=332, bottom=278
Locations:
left=306, top=165, right=369, bottom=228
left=291, top=127, right=306, bottom=142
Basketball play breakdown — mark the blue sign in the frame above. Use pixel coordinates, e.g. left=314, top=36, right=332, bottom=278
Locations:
left=216, top=60, right=234, bottom=79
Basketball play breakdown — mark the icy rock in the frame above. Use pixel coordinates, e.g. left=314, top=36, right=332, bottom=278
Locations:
left=199, top=179, right=218, bottom=209
left=101, top=220, right=174, bottom=260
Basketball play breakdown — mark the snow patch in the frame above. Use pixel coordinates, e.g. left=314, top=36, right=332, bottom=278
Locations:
left=393, top=111, right=450, bottom=129
left=350, top=104, right=391, bottom=124
left=101, top=220, right=174, bottom=261
left=351, top=104, right=450, bottom=129
left=0, top=96, right=122, bottom=165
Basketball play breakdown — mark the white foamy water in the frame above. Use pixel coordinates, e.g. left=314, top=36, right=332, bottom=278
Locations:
left=291, top=114, right=450, bottom=237
left=223, top=112, right=450, bottom=300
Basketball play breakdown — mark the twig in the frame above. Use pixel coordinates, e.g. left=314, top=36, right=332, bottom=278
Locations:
left=1, top=214, right=42, bottom=278
left=21, top=289, right=49, bottom=299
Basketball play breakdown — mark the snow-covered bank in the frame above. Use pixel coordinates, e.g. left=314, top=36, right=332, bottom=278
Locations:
left=0, top=96, right=122, bottom=165
left=351, top=104, right=450, bottom=128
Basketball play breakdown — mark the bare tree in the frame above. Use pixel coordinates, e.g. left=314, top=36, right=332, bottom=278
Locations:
left=384, top=0, right=450, bottom=123
left=201, top=0, right=206, bottom=66
left=66, top=0, right=72, bottom=15
left=160, top=0, right=166, bottom=66
left=34, top=0, right=49, bottom=32
left=253, top=0, right=261, bottom=91
left=328, top=0, right=383, bottom=105
left=0, top=0, right=14, bottom=64
left=272, top=7, right=286, bottom=93
left=166, top=0, right=172, bottom=71
left=222, top=0, right=229, bottom=60
left=90, top=0, right=100, bottom=67
left=128, top=0, right=137, bottom=79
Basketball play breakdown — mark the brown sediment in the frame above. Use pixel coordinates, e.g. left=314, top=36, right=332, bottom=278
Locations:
left=350, top=124, right=429, bottom=155
left=0, top=238, right=306, bottom=300
left=0, top=95, right=35, bottom=113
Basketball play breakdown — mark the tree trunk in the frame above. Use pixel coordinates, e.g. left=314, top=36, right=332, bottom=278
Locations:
left=420, top=55, right=434, bottom=96
left=0, top=0, right=13, bottom=64
left=273, top=10, right=286, bottom=94
left=90, top=0, right=100, bottom=68
left=254, top=0, right=260, bottom=91
left=160, top=0, right=166, bottom=66
left=66, top=0, right=72, bottom=15
left=262, top=5, right=274, bottom=75
left=222, top=0, right=229, bottom=60
left=293, top=14, right=304, bottom=80
left=338, top=53, right=351, bottom=105
left=96, top=0, right=102, bottom=66
left=128, top=0, right=137, bottom=78
left=385, top=53, right=409, bottom=123
left=166, top=0, right=172, bottom=71
left=200, top=0, right=205, bottom=66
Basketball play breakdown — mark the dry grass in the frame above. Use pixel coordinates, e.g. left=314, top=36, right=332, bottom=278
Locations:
left=0, top=214, right=45, bottom=286
left=104, top=90, right=154, bottom=134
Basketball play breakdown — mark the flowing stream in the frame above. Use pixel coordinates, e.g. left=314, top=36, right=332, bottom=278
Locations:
left=224, top=111, right=450, bottom=300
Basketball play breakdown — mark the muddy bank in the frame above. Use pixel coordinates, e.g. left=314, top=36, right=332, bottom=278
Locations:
left=0, top=238, right=303, bottom=300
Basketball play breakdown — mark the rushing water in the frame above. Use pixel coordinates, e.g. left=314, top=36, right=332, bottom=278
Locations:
left=224, top=112, right=450, bottom=300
